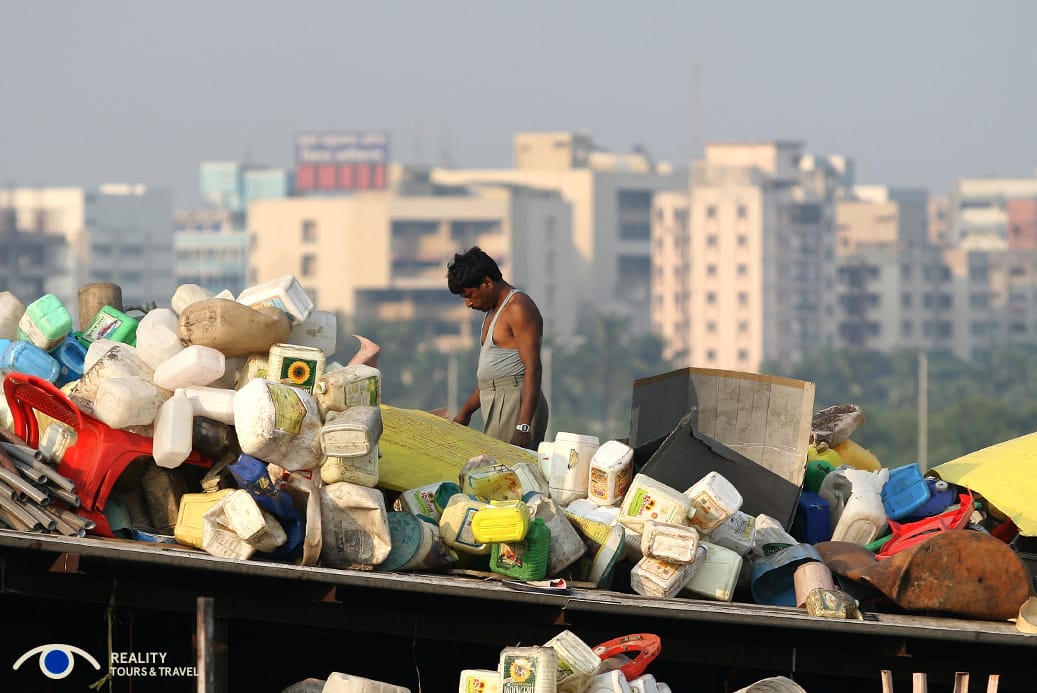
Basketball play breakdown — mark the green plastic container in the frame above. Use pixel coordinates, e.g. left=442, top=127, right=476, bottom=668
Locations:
left=18, top=293, right=72, bottom=351
left=490, top=517, right=551, bottom=581
left=79, top=305, right=139, bottom=347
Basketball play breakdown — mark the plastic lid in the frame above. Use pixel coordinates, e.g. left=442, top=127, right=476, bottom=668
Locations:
left=554, top=432, right=600, bottom=445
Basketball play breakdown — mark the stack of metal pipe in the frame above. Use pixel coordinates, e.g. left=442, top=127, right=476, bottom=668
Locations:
left=0, top=439, right=93, bottom=537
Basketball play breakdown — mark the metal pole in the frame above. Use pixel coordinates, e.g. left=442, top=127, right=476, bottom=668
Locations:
left=447, top=352, right=458, bottom=417
left=542, top=345, right=553, bottom=439
left=918, top=350, right=928, bottom=472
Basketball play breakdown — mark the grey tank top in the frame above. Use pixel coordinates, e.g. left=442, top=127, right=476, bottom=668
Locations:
left=477, top=289, right=525, bottom=382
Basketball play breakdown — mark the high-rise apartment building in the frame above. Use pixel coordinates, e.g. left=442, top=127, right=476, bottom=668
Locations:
left=833, top=186, right=940, bottom=352
left=0, top=185, right=176, bottom=319
left=247, top=165, right=576, bottom=350
left=949, top=177, right=1037, bottom=248
left=654, top=141, right=849, bottom=372
left=173, top=209, right=249, bottom=296
left=432, top=132, right=687, bottom=336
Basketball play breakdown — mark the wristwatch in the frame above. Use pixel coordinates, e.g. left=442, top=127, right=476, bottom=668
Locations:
left=515, top=423, right=531, bottom=433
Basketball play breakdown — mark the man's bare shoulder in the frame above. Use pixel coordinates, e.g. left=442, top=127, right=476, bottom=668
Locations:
left=510, top=291, right=543, bottom=320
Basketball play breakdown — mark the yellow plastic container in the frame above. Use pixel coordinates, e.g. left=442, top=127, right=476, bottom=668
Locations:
left=471, top=500, right=531, bottom=544
left=833, top=438, right=882, bottom=472
left=438, top=494, right=491, bottom=555
left=461, top=463, right=523, bottom=501
left=174, top=489, right=235, bottom=548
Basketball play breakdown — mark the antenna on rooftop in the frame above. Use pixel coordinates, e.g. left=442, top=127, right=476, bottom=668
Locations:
left=692, top=60, right=703, bottom=160
left=438, top=129, right=453, bottom=169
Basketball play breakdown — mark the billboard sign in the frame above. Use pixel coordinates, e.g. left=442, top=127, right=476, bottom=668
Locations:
left=294, top=131, right=389, bottom=193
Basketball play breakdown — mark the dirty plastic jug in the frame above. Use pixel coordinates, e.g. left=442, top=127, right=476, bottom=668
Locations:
left=831, top=467, right=889, bottom=545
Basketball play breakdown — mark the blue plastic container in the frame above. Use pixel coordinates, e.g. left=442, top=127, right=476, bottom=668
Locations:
left=227, top=453, right=303, bottom=561
left=901, top=478, right=956, bottom=522
left=750, top=543, right=824, bottom=607
left=791, top=491, right=831, bottom=544
left=52, top=334, right=88, bottom=387
left=881, top=463, right=931, bottom=520
left=0, top=340, right=61, bottom=382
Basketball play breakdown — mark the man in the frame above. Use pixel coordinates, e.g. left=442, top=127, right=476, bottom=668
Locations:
left=447, top=246, right=548, bottom=450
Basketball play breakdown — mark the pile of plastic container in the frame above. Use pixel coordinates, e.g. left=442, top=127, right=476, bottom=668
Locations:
left=0, top=279, right=1031, bottom=629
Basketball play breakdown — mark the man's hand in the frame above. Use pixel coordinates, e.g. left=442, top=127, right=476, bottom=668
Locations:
left=454, top=411, right=472, bottom=426
left=511, top=429, right=533, bottom=450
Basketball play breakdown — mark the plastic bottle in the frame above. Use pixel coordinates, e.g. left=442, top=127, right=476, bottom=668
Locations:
left=683, top=470, right=743, bottom=532
left=18, top=293, right=72, bottom=351
left=135, top=308, right=184, bottom=370
left=547, top=432, right=600, bottom=506
left=94, top=376, right=166, bottom=429
left=236, top=274, right=314, bottom=325
left=79, top=305, right=139, bottom=347
left=268, top=343, right=326, bottom=393
left=52, top=334, right=88, bottom=386
left=153, top=344, right=225, bottom=390
left=831, top=467, right=890, bottom=546
left=288, top=309, right=338, bottom=355
left=497, top=646, right=557, bottom=693
left=0, top=340, right=61, bottom=382
left=588, top=439, right=634, bottom=506
left=170, top=283, right=214, bottom=315
left=152, top=388, right=195, bottom=468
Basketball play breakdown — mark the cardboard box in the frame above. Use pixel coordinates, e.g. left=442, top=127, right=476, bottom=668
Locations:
left=630, top=367, right=815, bottom=528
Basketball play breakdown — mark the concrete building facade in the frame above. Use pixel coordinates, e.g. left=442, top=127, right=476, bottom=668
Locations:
left=0, top=185, right=176, bottom=320
left=173, top=209, right=249, bottom=296
left=246, top=166, right=576, bottom=351
left=654, top=141, right=848, bottom=372
left=432, top=132, right=688, bottom=337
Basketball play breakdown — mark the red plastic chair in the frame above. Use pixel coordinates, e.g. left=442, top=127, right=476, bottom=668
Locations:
left=3, top=372, right=212, bottom=537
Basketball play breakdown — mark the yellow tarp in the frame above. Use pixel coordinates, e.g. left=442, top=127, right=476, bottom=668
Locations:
left=377, top=404, right=537, bottom=492
left=931, top=431, right=1037, bottom=536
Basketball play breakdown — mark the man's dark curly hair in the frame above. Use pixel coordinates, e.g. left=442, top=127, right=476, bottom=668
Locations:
left=446, top=246, right=503, bottom=295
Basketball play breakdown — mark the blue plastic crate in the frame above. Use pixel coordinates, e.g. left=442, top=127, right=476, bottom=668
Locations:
left=881, top=463, right=931, bottom=520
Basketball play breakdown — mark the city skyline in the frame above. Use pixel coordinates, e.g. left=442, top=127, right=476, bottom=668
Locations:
left=2, top=1, right=1036, bottom=207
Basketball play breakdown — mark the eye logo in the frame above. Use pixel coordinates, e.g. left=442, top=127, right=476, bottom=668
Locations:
left=13, top=644, right=102, bottom=679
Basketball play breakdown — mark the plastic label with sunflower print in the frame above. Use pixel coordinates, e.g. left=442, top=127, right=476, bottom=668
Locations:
left=270, top=344, right=324, bottom=392
left=499, top=646, right=556, bottom=693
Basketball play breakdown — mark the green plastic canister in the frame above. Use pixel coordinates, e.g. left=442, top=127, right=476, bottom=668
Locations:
left=490, top=517, right=551, bottom=581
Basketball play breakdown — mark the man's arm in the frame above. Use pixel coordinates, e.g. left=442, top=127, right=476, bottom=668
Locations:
left=453, top=385, right=482, bottom=426
left=508, top=296, right=544, bottom=448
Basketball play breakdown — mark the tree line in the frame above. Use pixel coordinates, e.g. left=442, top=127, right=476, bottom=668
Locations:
left=336, top=314, right=1037, bottom=468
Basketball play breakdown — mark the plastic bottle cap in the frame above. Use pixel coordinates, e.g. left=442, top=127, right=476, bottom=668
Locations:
left=934, top=480, right=949, bottom=492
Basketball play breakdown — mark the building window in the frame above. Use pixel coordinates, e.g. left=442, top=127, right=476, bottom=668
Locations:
left=738, top=292, right=748, bottom=307
left=737, top=204, right=747, bottom=219
left=301, top=254, right=316, bottom=277
left=902, top=294, right=912, bottom=309
left=707, top=264, right=717, bottom=276
left=706, top=234, right=718, bottom=248
left=707, top=321, right=716, bottom=333
left=706, top=349, right=716, bottom=361
left=738, top=349, right=749, bottom=362
left=737, top=264, right=748, bottom=277
left=738, top=320, right=749, bottom=333
left=706, top=292, right=716, bottom=305
left=737, top=235, right=748, bottom=247
left=302, top=220, right=317, bottom=243
left=706, top=205, right=717, bottom=219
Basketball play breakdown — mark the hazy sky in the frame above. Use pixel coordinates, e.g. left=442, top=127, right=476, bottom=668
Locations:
left=2, top=1, right=1035, bottom=208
